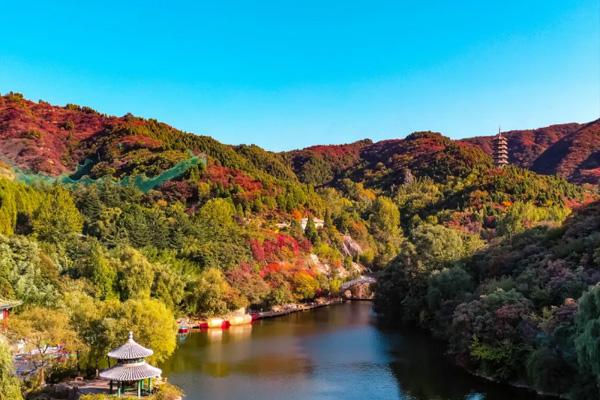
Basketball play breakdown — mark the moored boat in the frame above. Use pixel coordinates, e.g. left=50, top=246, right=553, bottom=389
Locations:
left=207, top=317, right=224, bottom=329
left=228, top=314, right=252, bottom=326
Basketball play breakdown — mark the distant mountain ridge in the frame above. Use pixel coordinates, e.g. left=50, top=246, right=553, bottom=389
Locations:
left=0, top=92, right=598, bottom=185
left=463, top=119, right=600, bottom=183
left=287, top=121, right=600, bottom=186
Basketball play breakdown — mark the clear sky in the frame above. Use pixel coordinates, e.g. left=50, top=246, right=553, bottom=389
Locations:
left=1, top=1, right=599, bottom=151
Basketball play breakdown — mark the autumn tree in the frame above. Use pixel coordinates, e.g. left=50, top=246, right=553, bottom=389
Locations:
left=8, top=307, right=82, bottom=385
left=292, top=271, right=319, bottom=300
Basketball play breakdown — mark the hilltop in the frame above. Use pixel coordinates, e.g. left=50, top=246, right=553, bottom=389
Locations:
left=464, top=120, right=600, bottom=184
left=2, top=92, right=599, bottom=187
left=286, top=122, right=600, bottom=188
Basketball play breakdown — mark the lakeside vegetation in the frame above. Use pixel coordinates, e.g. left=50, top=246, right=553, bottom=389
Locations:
left=375, top=191, right=600, bottom=399
left=0, top=94, right=599, bottom=399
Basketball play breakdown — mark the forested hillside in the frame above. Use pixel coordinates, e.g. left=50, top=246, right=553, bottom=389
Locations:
left=375, top=191, right=600, bottom=399
left=0, top=92, right=597, bottom=398
left=464, top=120, right=600, bottom=184
left=287, top=121, right=600, bottom=187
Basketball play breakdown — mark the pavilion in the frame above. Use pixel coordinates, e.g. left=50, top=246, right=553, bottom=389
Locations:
left=99, top=331, right=162, bottom=397
left=0, top=298, right=22, bottom=330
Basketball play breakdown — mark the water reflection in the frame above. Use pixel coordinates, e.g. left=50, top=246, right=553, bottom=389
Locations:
left=227, top=324, right=253, bottom=340
left=161, top=303, right=548, bottom=400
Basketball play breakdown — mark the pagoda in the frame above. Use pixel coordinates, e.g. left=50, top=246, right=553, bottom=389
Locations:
left=99, top=331, right=162, bottom=398
left=493, top=131, right=509, bottom=167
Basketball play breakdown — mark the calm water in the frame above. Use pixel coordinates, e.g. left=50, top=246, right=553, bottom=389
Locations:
left=161, top=302, right=544, bottom=400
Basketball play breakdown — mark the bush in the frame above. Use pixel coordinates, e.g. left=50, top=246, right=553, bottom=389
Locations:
left=79, top=383, right=183, bottom=400
left=153, top=382, right=184, bottom=400
left=22, top=129, right=41, bottom=140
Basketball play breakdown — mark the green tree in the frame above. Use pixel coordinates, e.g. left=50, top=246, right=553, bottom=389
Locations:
left=411, top=224, right=473, bottom=270
left=0, top=235, right=60, bottom=306
left=304, top=217, right=319, bottom=245
left=62, top=291, right=106, bottom=371
left=32, top=186, right=83, bottom=242
left=184, top=268, right=246, bottom=317
left=574, top=284, right=600, bottom=395
left=0, top=335, right=22, bottom=400
left=113, top=246, right=155, bottom=301
left=151, top=263, right=185, bottom=311
left=84, top=243, right=116, bottom=300
left=66, top=295, right=177, bottom=368
left=197, top=198, right=235, bottom=234
left=368, top=197, right=402, bottom=268
left=111, top=299, right=177, bottom=364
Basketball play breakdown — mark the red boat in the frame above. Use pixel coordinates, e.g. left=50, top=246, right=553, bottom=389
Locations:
left=178, top=326, right=190, bottom=334
left=197, top=322, right=209, bottom=330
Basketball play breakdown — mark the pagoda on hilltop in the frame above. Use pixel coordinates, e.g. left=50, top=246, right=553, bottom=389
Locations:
left=493, top=130, right=509, bottom=167
left=99, top=331, right=162, bottom=397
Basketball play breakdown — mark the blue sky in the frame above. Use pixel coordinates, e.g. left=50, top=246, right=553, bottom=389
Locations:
left=1, top=1, right=598, bottom=151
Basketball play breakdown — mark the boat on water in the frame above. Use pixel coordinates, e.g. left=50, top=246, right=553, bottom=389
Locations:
left=178, top=326, right=190, bottom=334
left=177, top=319, right=191, bottom=334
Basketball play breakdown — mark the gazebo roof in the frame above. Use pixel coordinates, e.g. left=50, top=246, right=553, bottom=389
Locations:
left=107, top=332, right=154, bottom=360
left=99, top=361, right=162, bottom=381
left=0, top=299, right=22, bottom=310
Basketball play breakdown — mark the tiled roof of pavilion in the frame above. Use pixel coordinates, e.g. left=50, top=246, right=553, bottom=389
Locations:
left=0, top=299, right=22, bottom=309
left=99, top=361, right=162, bottom=381
left=107, top=332, right=154, bottom=360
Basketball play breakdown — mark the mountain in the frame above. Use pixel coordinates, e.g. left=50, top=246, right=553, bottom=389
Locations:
left=283, top=140, right=372, bottom=186
left=462, top=123, right=581, bottom=168
left=2, top=92, right=598, bottom=186
left=0, top=92, right=117, bottom=175
left=531, top=119, right=600, bottom=183
left=0, top=92, right=595, bottom=397
left=286, top=132, right=491, bottom=190
left=287, top=122, right=600, bottom=188
left=463, top=120, right=600, bottom=184
left=0, top=92, right=297, bottom=189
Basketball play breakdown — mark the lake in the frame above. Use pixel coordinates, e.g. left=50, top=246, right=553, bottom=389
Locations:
left=161, top=302, right=545, bottom=400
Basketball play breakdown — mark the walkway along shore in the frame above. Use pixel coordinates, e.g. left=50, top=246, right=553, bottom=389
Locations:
left=179, top=297, right=346, bottom=332
left=254, top=297, right=344, bottom=320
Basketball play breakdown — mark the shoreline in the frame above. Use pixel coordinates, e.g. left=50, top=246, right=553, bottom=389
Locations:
left=179, top=297, right=346, bottom=332
left=180, top=301, right=557, bottom=399
left=254, top=297, right=345, bottom=320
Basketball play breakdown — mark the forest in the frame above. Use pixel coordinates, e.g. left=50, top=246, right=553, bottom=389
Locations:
left=0, top=93, right=598, bottom=399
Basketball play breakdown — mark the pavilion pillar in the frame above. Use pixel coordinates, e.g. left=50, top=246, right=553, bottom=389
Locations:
left=137, top=379, right=142, bottom=397
left=109, top=380, right=113, bottom=394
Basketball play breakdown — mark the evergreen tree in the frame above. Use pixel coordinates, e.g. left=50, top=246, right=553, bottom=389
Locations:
left=305, top=217, right=319, bottom=244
